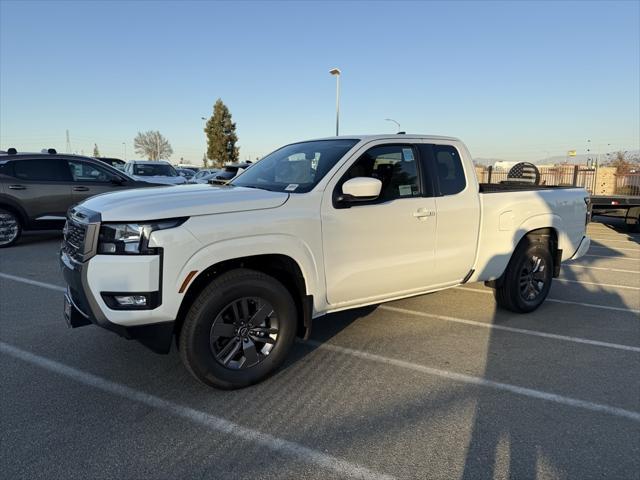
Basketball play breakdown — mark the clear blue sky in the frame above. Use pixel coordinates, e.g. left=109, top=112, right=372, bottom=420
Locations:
left=1, top=0, right=638, bottom=163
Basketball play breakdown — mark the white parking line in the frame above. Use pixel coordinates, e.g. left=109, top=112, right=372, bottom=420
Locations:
left=589, top=245, right=639, bottom=252
left=379, top=305, right=640, bottom=352
left=590, top=238, right=640, bottom=244
left=0, top=342, right=394, bottom=480
left=0, top=273, right=66, bottom=292
left=584, top=254, right=640, bottom=260
left=454, top=286, right=640, bottom=314
left=302, top=340, right=640, bottom=422
left=567, top=264, right=640, bottom=274
left=555, top=278, right=640, bottom=291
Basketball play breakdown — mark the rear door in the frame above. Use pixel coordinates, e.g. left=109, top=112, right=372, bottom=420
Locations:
left=67, top=159, right=128, bottom=202
left=5, top=158, right=74, bottom=222
left=419, top=142, right=481, bottom=284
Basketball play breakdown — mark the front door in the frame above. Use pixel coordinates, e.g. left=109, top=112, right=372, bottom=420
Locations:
left=67, top=159, right=127, bottom=203
left=321, top=143, right=437, bottom=306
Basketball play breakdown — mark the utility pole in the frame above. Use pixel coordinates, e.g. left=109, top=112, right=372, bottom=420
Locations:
left=66, top=130, right=71, bottom=153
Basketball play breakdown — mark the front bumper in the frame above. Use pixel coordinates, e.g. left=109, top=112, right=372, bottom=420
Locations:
left=60, top=250, right=174, bottom=354
left=569, top=235, right=591, bottom=261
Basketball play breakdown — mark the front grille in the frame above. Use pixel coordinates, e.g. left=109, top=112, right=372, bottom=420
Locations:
left=62, top=220, right=87, bottom=262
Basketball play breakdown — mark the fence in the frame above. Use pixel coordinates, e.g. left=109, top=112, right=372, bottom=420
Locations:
left=477, top=165, right=597, bottom=193
left=615, top=173, right=640, bottom=196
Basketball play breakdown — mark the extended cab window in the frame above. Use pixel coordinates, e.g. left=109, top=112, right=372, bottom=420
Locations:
left=433, top=145, right=465, bottom=195
left=12, top=159, right=73, bottom=182
left=68, top=161, right=113, bottom=182
left=342, top=145, right=420, bottom=202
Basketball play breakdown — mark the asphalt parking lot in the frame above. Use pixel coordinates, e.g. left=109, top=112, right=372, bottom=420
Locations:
left=1, top=218, right=638, bottom=480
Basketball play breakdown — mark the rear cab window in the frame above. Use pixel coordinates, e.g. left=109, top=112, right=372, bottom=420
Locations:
left=419, top=144, right=466, bottom=196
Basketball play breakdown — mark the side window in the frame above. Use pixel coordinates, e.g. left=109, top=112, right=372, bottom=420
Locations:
left=432, top=145, right=466, bottom=195
left=342, top=145, right=420, bottom=202
left=68, top=161, right=112, bottom=182
left=0, top=161, right=12, bottom=176
left=12, top=159, right=73, bottom=182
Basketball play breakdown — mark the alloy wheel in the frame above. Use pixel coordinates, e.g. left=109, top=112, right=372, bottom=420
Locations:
left=0, top=212, right=19, bottom=246
left=519, top=255, right=547, bottom=301
left=209, top=297, right=279, bottom=369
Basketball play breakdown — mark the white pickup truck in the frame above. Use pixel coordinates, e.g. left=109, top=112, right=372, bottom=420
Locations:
left=60, top=135, right=590, bottom=389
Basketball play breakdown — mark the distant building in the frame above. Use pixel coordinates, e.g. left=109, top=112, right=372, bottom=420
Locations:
left=493, top=161, right=517, bottom=171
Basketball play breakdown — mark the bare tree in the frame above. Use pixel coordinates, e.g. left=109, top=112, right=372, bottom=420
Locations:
left=133, top=131, right=173, bottom=160
left=608, top=151, right=639, bottom=174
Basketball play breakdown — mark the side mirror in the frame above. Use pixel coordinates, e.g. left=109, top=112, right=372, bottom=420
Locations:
left=110, top=175, right=125, bottom=185
left=339, top=177, right=382, bottom=202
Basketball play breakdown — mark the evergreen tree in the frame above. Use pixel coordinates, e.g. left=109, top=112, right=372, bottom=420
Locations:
left=93, top=144, right=100, bottom=157
left=204, top=99, right=239, bottom=167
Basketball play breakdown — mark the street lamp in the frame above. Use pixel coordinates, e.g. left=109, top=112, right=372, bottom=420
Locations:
left=329, top=68, right=341, bottom=136
left=385, top=118, right=401, bottom=133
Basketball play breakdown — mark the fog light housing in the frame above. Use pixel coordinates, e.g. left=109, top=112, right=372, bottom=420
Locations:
left=101, top=292, right=160, bottom=310
left=115, top=295, right=147, bottom=306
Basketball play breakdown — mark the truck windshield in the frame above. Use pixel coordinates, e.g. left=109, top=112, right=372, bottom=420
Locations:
left=230, top=139, right=359, bottom=193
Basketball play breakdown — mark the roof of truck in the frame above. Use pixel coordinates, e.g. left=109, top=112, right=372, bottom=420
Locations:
left=303, top=134, right=461, bottom=143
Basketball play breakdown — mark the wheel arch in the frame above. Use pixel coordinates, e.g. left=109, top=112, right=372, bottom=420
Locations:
left=174, top=253, right=313, bottom=346
left=0, top=197, right=28, bottom=227
left=486, top=226, right=560, bottom=288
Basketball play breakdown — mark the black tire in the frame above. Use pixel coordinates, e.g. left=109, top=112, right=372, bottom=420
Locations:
left=0, top=208, right=22, bottom=248
left=179, top=268, right=297, bottom=389
left=494, top=236, right=553, bottom=313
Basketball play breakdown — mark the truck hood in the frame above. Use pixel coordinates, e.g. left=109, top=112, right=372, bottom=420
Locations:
left=80, top=184, right=289, bottom=222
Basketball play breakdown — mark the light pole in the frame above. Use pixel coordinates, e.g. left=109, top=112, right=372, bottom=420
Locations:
left=122, top=142, right=126, bottom=161
left=329, top=68, right=341, bottom=136
left=385, top=118, right=401, bottom=133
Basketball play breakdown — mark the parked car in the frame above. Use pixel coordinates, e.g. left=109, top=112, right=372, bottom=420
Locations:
left=0, top=148, right=163, bottom=247
left=60, top=134, right=590, bottom=389
left=208, top=162, right=252, bottom=185
left=176, top=168, right=197, bottom=181
left=193, top=168, right=220, bottom=184
left=123, top=160, right=187, bottom=185
left=96, top=157, right=126, bottom=170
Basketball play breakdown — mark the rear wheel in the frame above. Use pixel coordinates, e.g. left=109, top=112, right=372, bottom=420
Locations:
left=179, top=268, right=297, bottom=389
left=494, top=237, right=553, bottom=313
left=0, top=208, right=21, bottom=248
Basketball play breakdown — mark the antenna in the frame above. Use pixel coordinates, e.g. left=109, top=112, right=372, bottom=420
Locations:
left=66, top=130, right=71, bottom=153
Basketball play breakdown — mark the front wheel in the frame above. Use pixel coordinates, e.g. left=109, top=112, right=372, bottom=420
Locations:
left=494, top=238, right=553, bottom=313
left=179, top=268, right=297, bottom=389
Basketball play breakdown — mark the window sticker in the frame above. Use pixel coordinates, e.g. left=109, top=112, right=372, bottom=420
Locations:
left=402, top=148, right=414, bottom=162
left=285, top=183, right=299, bottom=192
left=398, top=185, right=413, bottom=196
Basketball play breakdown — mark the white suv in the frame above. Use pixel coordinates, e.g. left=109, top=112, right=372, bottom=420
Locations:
left=123, top=160, right=187, bottom=185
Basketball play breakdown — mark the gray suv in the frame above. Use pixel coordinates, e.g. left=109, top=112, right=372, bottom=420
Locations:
left=0, top=149, right=162, bottom=247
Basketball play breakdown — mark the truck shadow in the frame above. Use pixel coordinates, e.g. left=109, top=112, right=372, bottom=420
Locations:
left=458, top=231, right=638, bottom=479
left=286, top=217, right=639, bottom=479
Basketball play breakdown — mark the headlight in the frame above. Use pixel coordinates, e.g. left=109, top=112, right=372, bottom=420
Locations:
left=97, top=218, right=187, bottom=255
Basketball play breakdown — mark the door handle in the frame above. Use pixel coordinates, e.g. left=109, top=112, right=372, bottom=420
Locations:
left=8, top=185, right=26, bottom=190
left=73, top=186, right=90, bottom=192
left=413, top=209, right=436, bottom=219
